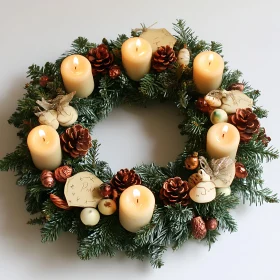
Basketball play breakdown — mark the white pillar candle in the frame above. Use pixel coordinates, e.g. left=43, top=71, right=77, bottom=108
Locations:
left=119, top=185, right=155, bottom=233
left=61, top=54, right=94, bottom=98
left=193, top=51, right=224, bottom=94
left=27, top=125, right=62, bottom=170
left=121, top=38, right=152, bottom=81
left=207, top=122, right=240, bottom=160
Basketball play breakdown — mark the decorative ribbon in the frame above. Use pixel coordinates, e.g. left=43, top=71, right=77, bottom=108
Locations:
left=199, top=156, right=235, bottom=184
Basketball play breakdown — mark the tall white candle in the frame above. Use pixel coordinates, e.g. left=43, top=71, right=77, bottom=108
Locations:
left=121, top=38, right=152, bottom=81
left=27, top=125, right=62, bottom=170
left=193, top=51, right=224, bottom=94
left=206, top=122, right=240, bottom=160
left=61, top=54, right=94, bottom=98
left=119, top=185, right=155, bottom=233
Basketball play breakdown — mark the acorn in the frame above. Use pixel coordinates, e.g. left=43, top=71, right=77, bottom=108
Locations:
left=184, top=152, right=199, bottom=170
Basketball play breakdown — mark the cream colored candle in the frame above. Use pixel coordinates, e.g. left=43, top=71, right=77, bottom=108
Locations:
left=207, top=122, right=240, bottom=160
left=121, top=38, right=152, bottom=81
left=27, top=125, right=62, bottom=170
left=193, top=51, right=224, bottom=94
left=61, top=54, right=94, bottom=98
left=119, top=185, right=155, bottom=233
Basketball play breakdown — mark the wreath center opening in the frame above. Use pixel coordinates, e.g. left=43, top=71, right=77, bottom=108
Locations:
left=93, top=101, right=186, bottom=172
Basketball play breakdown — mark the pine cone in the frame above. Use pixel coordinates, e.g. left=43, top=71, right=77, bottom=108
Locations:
left=60, top=124, right=92, bottom=158
left=110, top=169, right=142, bottom=193
left=228, top=108, right=260, bottom=142
left=152, top=45, right=176, bottom=72
left=227, top=82, right=244, bottom=91
left=205, top=218, right=218, bottom=231
left=257, top=128, right=271, bottom=147
left=87, top=44, right=114, bottom=76
left=191, top=216, right=207, bottom=239
left=109, top=65, right=121, bottom=79
left=54, top=165, right=73, bottom=183
left=159, top=177, right=190, bottom=206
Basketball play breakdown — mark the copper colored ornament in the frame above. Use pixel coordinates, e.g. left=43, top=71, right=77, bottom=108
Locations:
left=228, top=108, right=260, bottom=142
left=184, top=152, right=199, bottom=170
left=40, top=170, right=56, bottom=188
left=111, top=169, right=142, bottom=193
left=191, top=216, right=207, bottom=239
left=152, top=45, right=176, bottom=72
left=205, top=218, right=218, bottom=231
left=100, top=183, right=113, bottom=198
left=227, top=82, right=244, bottom=92
left=49, top=194, right=71, bottom=210
left=39, top=75, right=49, bottom=87
left=60, top=124, right=92, bottom=158
left=54, top=165, right=73, bottom=183
left=109, top=65, right=121, bottom=79
left=86, top=44, right=114, bottom=76
left=235, top=162, right=248, bottom=179
left=159, top=177, right=190, bottom=206
left=196, top=97, right=212, bottom=114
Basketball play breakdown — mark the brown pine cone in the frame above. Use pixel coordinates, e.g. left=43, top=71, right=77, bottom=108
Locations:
left=235, top=162, right=248, bottom=179
left=60, top=124, right=92, bottom=158
left=109, top=65, right=121, bottom=79
left=54, top=165, right=73, bottom=183
left=87, top=44, right=114, bottom=76
left=110, top=169, right=142, bottom=193
left=159, top=177, right=190, bottom=206
left=257, top=128, right=271, bottom=147
left=196, top=97, right=213, bottom=114
left=191, top=216, right=207, bottom=239
left=152, top=45, right=176, bottom=72
left=228, top=108, right=260, bottom=142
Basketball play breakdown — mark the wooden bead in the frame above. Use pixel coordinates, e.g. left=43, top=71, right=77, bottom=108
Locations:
left=80, top=208, right=100, bottom=226
left=98, top=199, right=117, bottom=215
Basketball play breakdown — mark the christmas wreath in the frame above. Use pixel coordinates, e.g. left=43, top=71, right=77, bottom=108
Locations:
left=0, top=20, right=278, bottom=268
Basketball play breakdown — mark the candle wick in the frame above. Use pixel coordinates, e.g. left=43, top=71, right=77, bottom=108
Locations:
left=136, top=47, right=138, bottom=52
left=137, top=198, right=139, bottom=203
left=209, top=61, right=211, bottom=66
left=222, top=133, right=225, bottom=138
left=43, top=137, right=46, bottom=142
left=75, top=66, right=77, bottom=70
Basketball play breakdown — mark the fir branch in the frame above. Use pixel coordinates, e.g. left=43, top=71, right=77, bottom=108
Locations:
left=27, top=216, right=46, bottom=226
left=220, top=70, right=243, bottom=89
left=205, top=230, right=220, bottom=250
left=108, top=34, right=129, bottom=49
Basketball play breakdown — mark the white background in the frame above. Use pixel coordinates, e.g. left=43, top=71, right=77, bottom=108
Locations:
left=0, top=0, right=279, bottom=279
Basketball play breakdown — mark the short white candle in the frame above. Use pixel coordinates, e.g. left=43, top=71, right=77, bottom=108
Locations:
left=27, top=125, right=62, bottom=170
left=121, top=38, right=152, bottom=81
left=207, top=122, right=240, bottom=160
left=193, top=51, right=224, bottom=94
left=61, top=54, right=94, bottom=98
left=119, top=185, right=155, bottom=233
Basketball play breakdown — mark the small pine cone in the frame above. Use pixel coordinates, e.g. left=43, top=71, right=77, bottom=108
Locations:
left=87, top=44, right=114, bottom=76
left=191, top=216, right=207, bottom=239
left=205, top=218, right=218, bottom=231
left=54, top=165, right=73, bottom=183
left=228, top=108, right=260, bottom=142
left=257, top=128, right=271, bottom=147
left=50, top=194, right=71, bottom=210
left=196, top=97, right=213, bottom=114
left=111, top=169, right=142, bottom=193
left=159, top=177, right=190, bottom=206
left=227, top=82, right=244, bottom=91
left=100, top=183, right=113, bottom=198
left=39, top=75, right=49, bottom=87
left=40, top=170, right=56, bottom=188
left=109, top=65, right=121, bottom=79
left=152, top=45, right=176, bottom=72
left=235, top=162, right=248, bottom=179
left=60, top=124, right=92, bottom=158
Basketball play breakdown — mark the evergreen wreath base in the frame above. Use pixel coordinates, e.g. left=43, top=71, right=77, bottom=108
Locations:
left=0, top=20, right=278, bottom=268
